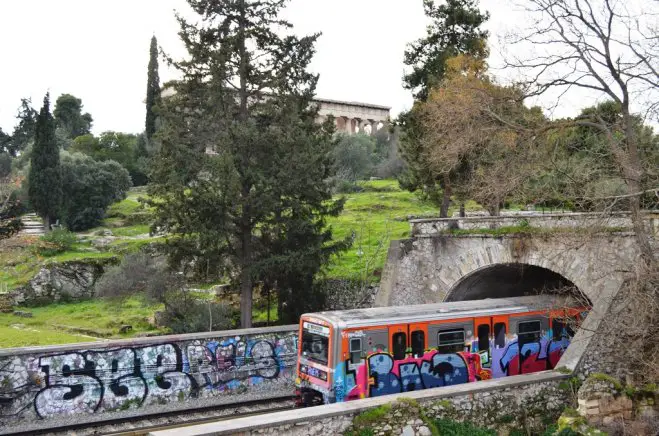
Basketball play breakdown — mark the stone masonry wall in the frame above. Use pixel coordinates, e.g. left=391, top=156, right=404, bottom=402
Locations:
left=157, top=372, right=570, bottom=436
left=410, top=211, right=659, bottom=236
left=0, top=325, right=298, bottom=435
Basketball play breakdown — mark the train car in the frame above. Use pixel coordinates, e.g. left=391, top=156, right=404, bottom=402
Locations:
left=295, top=295, right=588, bottom=406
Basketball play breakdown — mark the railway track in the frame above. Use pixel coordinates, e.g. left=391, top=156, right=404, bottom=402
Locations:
left=7, top=395, right=295, bottom=436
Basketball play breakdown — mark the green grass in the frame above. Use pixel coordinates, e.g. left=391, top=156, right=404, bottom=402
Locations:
left=110, top=225, right=151, bottom=237
left=0, top=297, right=164, bottom=348
left=325, top=180, right=437, bottom=280
left=0, top=326, right=95, bottom=348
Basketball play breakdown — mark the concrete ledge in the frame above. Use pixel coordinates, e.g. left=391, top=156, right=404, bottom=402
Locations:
left=149, top=371, right=569, bottom=436
left=0, top=324, right=298, bottom=357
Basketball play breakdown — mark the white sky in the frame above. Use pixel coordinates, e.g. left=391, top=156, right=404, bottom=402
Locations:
left=0, top=0, right=620, bottom=135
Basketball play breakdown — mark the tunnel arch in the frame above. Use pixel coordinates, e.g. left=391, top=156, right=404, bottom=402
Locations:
left=444, top=262, right=589, bottom=304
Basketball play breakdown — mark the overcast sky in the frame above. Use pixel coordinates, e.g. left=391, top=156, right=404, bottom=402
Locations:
left=0, top=0, right=609, bottom=135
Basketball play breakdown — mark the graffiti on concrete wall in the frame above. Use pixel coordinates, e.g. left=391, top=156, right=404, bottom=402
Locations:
left=0, top=331, right=297, bottom=427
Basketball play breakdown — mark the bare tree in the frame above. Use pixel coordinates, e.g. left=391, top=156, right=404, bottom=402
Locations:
left=504, top=0, right=659, bottom=264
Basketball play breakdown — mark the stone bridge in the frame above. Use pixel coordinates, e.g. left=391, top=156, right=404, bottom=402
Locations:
left=377, top=211, right=658, bottom=307
left=377, top=211, right=658, bottom=373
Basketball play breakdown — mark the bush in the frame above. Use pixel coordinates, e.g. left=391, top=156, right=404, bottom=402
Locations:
left=158, top=295, right=236, bottom=333
left=96, top=252, right=237, bottom=333
left=33, top=229, right=77, bottom=256
left=333, top=133, right=376, bottom=181
left=59, top=152, right=132, bottom=231
left=0, top=153, right=11, bottom=179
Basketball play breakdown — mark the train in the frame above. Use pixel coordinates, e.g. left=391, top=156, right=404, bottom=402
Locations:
left=295, top=295, right=588, bottom=406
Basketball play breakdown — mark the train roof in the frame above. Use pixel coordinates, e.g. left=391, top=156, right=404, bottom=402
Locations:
left=302, top=295, right=580, bottom=328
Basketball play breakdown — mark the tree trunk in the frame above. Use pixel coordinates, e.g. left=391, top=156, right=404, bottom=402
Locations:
left=240, top=228, right=253, bottom=328
left=439, top=175, right=451, bottom=218
left=43, top=215, right=51, bottom=233
left=459, top=203, right=465, bottom=217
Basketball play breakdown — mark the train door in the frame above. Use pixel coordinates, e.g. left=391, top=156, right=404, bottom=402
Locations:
left=409, top=323, right=427, bottom=358
left=479, top=315, right=509, bottom=378
left=474, top=317, right=491, bottom=369
left=388, top=324, right=408, bottom=361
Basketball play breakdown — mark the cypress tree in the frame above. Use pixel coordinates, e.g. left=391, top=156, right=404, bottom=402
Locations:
left=28, top=93, right=62, bottom=231
left=149, top=0, right=350, bottom=328
left=145, top=35, right=161, bottom=141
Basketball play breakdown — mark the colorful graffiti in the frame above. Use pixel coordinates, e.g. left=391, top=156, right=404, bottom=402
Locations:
left=0, top=331, right=297, bottom=429
left=333, top=330, right=570, bottom=403
left=342, top=350, right=486, bottom=401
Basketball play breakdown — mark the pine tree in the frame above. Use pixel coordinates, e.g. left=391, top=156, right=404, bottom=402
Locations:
left=28, top=94, right=62, bottom=231
left=403, top=0, right=489, bottom=101
left=149, top=0, right=349, bottom=328
left=145, top=35, right=161, bottom=141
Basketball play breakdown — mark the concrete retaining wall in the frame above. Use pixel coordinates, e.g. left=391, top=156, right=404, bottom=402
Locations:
left=0, top=325, right=298, bottom=434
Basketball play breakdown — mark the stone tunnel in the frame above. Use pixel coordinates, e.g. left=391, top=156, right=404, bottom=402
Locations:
left=444, top=263, right=581, bottom=302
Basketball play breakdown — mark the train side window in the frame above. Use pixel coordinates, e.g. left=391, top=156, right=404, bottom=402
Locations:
left=437, top=329, right=465, bottom=353
left=477, top=324, right=490, bottom=352
left=411, top=330, right=425, bottom=357
left=349, top=338, right=362, bottom=364
left=518, top=320, right=541, bottom=346
left=494, top=323, right=506, bottom=347
left=392, top=332, right=407, bottom=360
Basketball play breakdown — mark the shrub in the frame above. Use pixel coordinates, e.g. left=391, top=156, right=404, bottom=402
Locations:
left=59, top=152, right=132, bottom=231
left=33, top=229, right=77, bottom=256
left=332, top=133, right=375, bottom=181
left=96, top=252, right=237, bottom=333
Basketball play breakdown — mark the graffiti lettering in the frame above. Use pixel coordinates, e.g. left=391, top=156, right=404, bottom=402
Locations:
left=0, top=332, right=297, bottom=428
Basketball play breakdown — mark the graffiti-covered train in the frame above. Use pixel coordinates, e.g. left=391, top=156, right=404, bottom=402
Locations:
left=295, top=295, right=588, bottom=406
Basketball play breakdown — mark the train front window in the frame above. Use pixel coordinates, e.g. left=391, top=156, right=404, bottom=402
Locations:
left=302, top=321, right=330, bottom=365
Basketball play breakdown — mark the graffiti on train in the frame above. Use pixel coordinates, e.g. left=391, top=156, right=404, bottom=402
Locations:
left=337, top=332, right=570, bottom=401
left=491, top=334, right=570, bottom=378
left=0, top=333, right=297, bottom=422
left=342, top=350, right=487, bottom=400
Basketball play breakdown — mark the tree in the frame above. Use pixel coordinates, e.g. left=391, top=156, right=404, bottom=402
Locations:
left=71, top=131, right=148, bottom=186
left=149, top=0, right=349, bottom=328
left=0, top=129, right=10, bottom=157
left=403, top=0, right=489, bottom=101
left=53, top=93, right=93, bottom=140
left=412, top=55, right=546, bottom=215
left=59, top=152, right=131, bottom=231
left=145, top=35, right=161, bottom=141
left=28, top=94, right=62, bottom=232
left=8, top=98, right=38, bottom=157
left=332, top=133, right=376, bottom=181
left=399, top=0, right=490, bottom=216
left=504, top=0, right=658, bottom=265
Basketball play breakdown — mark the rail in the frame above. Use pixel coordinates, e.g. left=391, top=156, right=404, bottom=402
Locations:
left=6, top=395, right=295, bottom=436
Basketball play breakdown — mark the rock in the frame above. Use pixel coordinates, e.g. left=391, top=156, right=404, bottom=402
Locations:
left=9, top=259, right=117, bottom=305
left=401, top=425, right=415, bottom=436
left=91, top=236, right=115, bottom=249
left=382, top=424, right=392, bottom=431
left=417, top=426, right=432, bottom=436
left=119, top=325, right=132, bottom=334
left=12, top=311, right=32, bottom=318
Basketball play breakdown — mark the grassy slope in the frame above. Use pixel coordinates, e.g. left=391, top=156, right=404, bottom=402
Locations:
left=0, top=181, right=443, bottom=347
left=324, top=180, right=437, bottom=279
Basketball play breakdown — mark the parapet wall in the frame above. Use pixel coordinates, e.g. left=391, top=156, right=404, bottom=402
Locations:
left=151, top=371, right=571, bottom=436
left=410, top=211, right=659, bottom=236
left=0, top=325, right=298, bottom=434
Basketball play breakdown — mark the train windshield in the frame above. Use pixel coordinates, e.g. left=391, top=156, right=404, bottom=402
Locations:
left=301, top=321, right=329, bottom=365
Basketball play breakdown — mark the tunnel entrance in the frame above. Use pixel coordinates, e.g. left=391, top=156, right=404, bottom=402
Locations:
left=445, top=263, right=584, bottom=302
